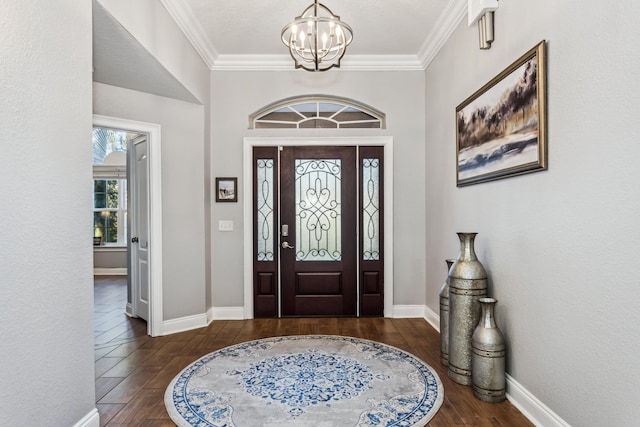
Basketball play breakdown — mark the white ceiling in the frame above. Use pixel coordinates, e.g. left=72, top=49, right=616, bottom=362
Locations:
left=92, top=0, right=468, bottom=103
left=162, top=0, right=468, bottom=70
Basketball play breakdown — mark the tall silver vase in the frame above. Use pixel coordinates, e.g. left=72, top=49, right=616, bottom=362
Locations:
left=448, top=232, right=487, bottom=385
left=472, top=298, right=506, bottom=402
left=439, top=259, right=455, bottom=366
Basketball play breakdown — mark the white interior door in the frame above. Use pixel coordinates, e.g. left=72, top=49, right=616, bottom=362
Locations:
left=130, top=135, right=149, bottom=321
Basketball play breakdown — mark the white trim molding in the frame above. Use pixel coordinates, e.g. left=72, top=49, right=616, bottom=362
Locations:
left=73, top=409, right=100, bottom=427
left=93, top=267, right=127, bottom=276
left=162, top=313, right=208, bottom=336
left=419, top=0, right=467, bottom=69
left=392, top=305, right=427, bottom=319
left=210, top=306, right=245, bottom=321
left=93, top=114, right=164, bottom=337
left=211, top=54, right=424, bottom=71
left=243, top=137, right=394, bottom=320
left=506, top=375, right=572, bottom=427
left=160, top=0, right=219, bottom=68
left=423, top=304, right=440, bottom=332
left=163, top=0, right=467, bottom=71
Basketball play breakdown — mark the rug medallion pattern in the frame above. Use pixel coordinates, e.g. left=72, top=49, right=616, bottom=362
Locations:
left=165, top=335, right=444, bottom=426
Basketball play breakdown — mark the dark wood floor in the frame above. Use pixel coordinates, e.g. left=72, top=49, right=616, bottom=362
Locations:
left=94, top=276, right=533, bottom=426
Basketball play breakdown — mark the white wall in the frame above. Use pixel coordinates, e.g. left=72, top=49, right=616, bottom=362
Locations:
left=210, top=70, right=426, bottom=310
left=0, top=1, right=97, bottom=425
left=425, top=1, right=640, bottom=425
left=93, top=82, right=207, bottom=321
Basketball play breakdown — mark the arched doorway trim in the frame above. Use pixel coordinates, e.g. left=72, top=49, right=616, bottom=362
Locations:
left=249, top=95, right=386, bottom=129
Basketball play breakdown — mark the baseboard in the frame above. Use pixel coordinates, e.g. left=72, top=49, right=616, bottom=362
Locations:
left=93, top=267, right=127, bottom=276
left=423, top=304, right=440, bottom=332
left=162, top=313, right=208, bottom=336
left=423, top=305, right=570, bottom=427
left=506, top=374, right=571, bottom=427
left=73, top=408, right=100, bottom=427
left=210, top=306, right=245, bottom=320
left=125, top=302, right=134, bottom=317
left=160, top=307, right=244, bottom=336
left=392, top=304, right=427, bottom=318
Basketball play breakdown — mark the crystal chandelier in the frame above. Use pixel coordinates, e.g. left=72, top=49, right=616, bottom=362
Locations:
left=281, top=0, right=353, bottom=72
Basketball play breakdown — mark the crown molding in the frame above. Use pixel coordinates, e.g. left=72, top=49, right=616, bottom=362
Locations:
left=163, top=0, right=467, bottom=72
left=211, top=54, right=424, bottom=71
left=160, top=0, right=218, bottom=69
left=418, top=0, right=468, bottom=69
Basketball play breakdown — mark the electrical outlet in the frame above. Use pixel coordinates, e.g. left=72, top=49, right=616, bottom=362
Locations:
left=218, top=220, right=233, bottom=231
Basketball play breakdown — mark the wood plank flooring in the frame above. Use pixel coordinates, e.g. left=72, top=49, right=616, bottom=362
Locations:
left=94, top=276, right=533, bottom=426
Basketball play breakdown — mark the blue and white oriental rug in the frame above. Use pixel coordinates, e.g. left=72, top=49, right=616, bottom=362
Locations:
left=165, top=335, right=444, bottom=426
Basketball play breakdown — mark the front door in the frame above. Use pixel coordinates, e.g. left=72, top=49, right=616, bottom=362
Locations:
left=252, top=144, right=384, bottom=318
left=280, top=146, right=357, bottom=316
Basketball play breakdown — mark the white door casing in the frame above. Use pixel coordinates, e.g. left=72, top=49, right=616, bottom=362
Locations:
left=93, top=114, right=163, bottom=336
left=243, top=136, right=394, bottom=319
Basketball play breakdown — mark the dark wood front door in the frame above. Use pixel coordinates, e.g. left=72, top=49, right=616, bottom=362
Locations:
left=252, top=144, right=384, bottom=318
left=280, top=146, right=357, bottom=316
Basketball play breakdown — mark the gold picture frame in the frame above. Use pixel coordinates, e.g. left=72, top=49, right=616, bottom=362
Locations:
left=456, top=40, right=547, bottom=186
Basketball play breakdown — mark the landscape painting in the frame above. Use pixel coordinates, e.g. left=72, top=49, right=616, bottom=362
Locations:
left=456, top=41, right=547, bottom=186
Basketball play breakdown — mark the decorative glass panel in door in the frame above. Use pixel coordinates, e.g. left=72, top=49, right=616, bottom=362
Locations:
left=280, top=147, right=357, bottom=316
left=294, top=159, right=342, bottom=262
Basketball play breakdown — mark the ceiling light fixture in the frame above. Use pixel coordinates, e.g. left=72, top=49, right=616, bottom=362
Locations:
left=281, top=0, right=353, bottom=72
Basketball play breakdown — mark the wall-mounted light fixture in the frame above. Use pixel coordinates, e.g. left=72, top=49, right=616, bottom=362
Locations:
left=468, top=0, right=499, bottom=49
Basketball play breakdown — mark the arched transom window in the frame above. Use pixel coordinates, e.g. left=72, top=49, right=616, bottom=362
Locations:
left=249, top=95, right=385, bottom=129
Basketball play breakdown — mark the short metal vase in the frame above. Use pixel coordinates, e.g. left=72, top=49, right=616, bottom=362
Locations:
left=448, top=232, right=488, bottom=385
left=439, top=259, right=456, bottom=366
left=472, top=297, right=506, bottom=402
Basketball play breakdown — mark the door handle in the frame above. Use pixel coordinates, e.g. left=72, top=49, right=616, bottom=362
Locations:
left=281, top=241, right=294, bottom=249
left=131, top=237, right=139, bottom=243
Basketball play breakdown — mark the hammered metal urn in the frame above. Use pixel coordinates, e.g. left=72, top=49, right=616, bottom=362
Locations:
left=447, top=232, right=488, bottom=385
left=472, top=297, right=506, bottom=402
left=439, top=259, right=456, bottom=366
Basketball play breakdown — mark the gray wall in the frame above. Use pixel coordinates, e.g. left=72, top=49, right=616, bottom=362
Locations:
left=424, top=1, right=640, bottom=425
left=94, top=82, right=207, bottom=320
left=210, top=70, right=427, bottom=309
left=93, top=0, right=211, bottom=322
left=94, top=248, right=127, bottom=269
left=96, top=0, right=209, bottom=104
left=0, top=1, right=97, bottom=425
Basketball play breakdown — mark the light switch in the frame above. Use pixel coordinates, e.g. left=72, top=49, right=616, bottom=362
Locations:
left=218, top=220, right=233, bottom=231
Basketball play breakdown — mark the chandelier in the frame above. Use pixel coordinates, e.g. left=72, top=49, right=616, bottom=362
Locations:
left=281, top=0, right=353, bottom=72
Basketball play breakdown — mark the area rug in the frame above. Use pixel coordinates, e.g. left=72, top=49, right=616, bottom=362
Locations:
left=165, top=335, right=444, bottom=426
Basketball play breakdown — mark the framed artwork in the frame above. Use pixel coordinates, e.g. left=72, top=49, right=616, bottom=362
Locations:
left=215, top=177, right=237, bottom=202
left=456, top=40, right=547, bottom=187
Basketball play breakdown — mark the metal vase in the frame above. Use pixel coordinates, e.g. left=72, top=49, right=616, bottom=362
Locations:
left=472, top=297, right=506, bottom=402
left=439, top=259, right=456, bottom=366
left=448, top=232, right=488, bottom=385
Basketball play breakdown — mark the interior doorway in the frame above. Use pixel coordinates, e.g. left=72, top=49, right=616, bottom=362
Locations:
left=243, top=137, right=394, bottom=319
left=93, top=114, right=163, bottom=336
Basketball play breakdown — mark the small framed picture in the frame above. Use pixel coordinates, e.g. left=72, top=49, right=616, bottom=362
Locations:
left=216, top=177, right=237, bottom=202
